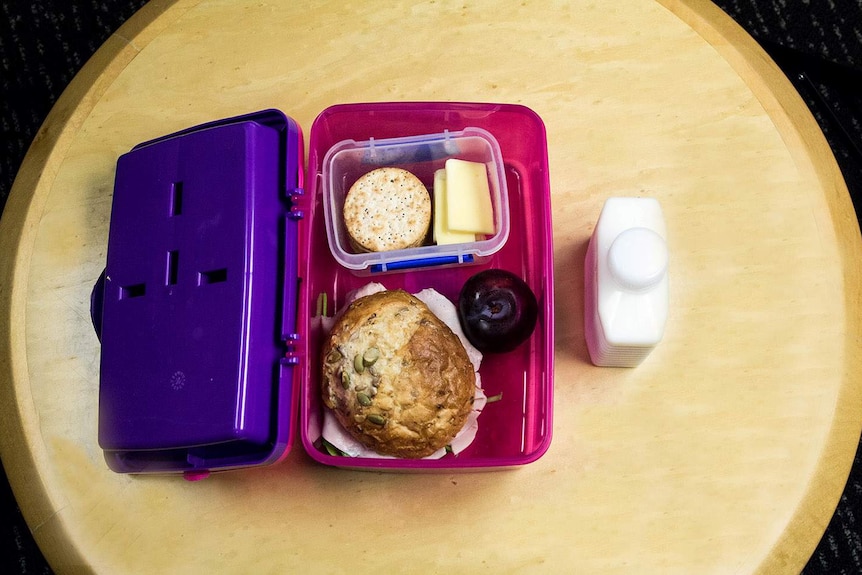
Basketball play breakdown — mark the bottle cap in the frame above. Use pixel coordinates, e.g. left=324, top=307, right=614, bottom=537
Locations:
left=607, top=227, right=668, bottom=292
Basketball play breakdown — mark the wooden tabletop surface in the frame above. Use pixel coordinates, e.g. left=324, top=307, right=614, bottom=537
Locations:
left=2, top=1, right=861, bottom=573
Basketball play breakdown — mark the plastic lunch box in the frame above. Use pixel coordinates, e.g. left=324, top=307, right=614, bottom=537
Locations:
left=90, top=102, right=554, bottom=477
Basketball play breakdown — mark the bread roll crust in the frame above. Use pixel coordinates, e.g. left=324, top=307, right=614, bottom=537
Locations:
left=321, top=290, right=475, bottom=458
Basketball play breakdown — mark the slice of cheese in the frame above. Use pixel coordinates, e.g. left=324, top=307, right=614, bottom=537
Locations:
left=444, top=159, right=495, bottom=235
left=433, top=169, right=476, bottom=245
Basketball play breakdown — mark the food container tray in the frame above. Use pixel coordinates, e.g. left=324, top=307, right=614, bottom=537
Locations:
left=300, top=103, right=554, bottom=470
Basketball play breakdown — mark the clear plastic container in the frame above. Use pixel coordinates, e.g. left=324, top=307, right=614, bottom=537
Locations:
left=321, top=127, right=510, bottom=274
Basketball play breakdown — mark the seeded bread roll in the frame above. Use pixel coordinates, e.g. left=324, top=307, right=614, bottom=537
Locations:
left=343, top=167, right=431, bottom=252
left=321, top=289, right=475, bottom=458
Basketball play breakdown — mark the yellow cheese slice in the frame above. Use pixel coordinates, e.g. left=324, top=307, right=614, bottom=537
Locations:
left=433, top=169, right=476, bottom=245
left=444, top=159, right=495, bottom=234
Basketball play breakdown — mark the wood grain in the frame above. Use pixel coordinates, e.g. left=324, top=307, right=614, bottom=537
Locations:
left=1, top=1, right=860, bottom=573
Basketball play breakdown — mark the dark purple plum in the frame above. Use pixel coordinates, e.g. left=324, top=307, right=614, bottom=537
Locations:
left=457, top=269, right=538, bottom=353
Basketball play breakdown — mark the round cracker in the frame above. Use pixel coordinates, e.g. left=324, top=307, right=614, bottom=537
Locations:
left=343, top=167, right=431, bottom=252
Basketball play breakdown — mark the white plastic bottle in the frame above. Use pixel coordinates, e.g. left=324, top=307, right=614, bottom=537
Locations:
left=584, top=197, right=669, bottom=367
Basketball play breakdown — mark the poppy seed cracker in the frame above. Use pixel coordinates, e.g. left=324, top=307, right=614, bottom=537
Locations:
left=343, top=167, right=431, bottom=252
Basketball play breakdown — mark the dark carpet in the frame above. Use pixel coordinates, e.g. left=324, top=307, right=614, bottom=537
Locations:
left=2, top=1, right=861, bottom=573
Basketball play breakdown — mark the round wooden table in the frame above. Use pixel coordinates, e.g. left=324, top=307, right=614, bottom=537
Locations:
left=2, top=1, right=861, bottom=573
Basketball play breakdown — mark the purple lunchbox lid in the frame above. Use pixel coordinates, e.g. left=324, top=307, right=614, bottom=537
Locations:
left=93, top=110, right=303, bottom=476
